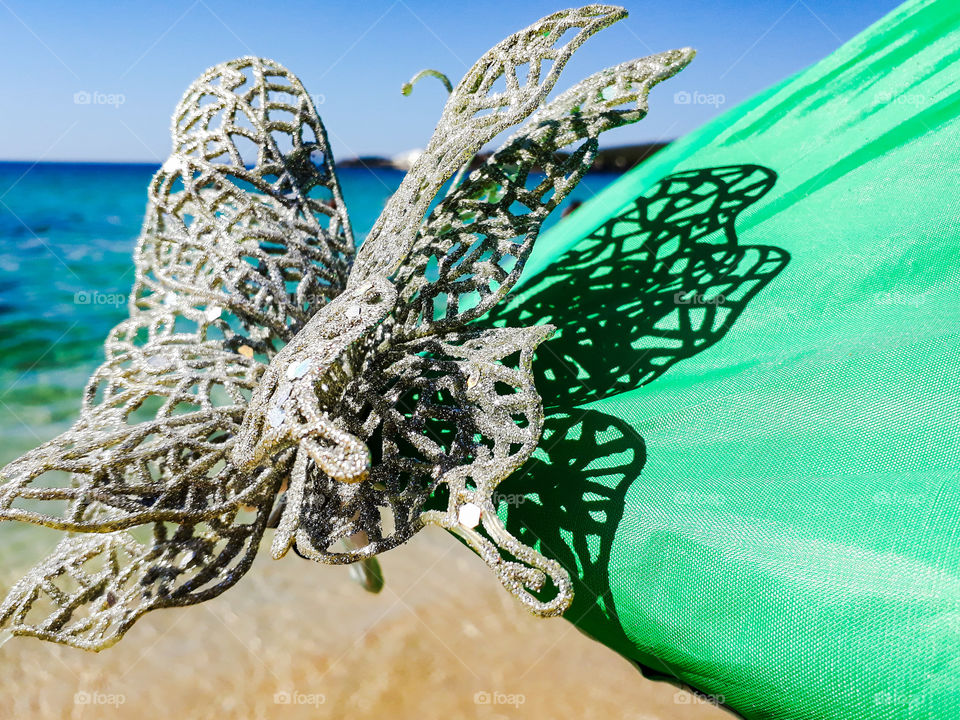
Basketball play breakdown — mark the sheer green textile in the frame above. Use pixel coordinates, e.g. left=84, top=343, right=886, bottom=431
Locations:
left=492, top=1, right=960, bottom=716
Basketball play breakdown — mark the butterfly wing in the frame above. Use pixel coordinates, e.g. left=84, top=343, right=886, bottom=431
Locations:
left=139, top=56, right=353, bottom=337
left=272, top=325, right=553, bottom=562
left=0, top=57, right=348, bottom=531
left=391, top=49, right=696, bottom=342
left=0, top=483, right=279, bottom=651
left=349, top=4, right=627, bottom=284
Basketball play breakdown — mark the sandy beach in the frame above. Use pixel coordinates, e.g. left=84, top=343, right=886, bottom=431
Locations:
left=0, top=524, right=728, bottom=720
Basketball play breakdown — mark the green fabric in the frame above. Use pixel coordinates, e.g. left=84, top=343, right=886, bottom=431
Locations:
left=487, top=1, right=960, bottom=717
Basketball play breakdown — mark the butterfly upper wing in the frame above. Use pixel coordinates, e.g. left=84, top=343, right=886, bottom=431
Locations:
left=391, top=48, right=697, bottom=342
left=138, top=56, right=353, bottom=338
left=0, top=57, right=347, bottom=531
left=349, top=4, right=627, bottom=285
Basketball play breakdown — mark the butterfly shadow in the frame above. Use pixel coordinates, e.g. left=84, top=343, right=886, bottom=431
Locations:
left=488, top=165, right=789, bottom=651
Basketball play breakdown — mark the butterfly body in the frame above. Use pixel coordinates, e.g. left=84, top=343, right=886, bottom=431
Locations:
left=232, top=275, right=397, bottom=481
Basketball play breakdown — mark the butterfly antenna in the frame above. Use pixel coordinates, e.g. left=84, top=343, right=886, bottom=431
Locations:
left=401, top=69, right=471, bottom=197
left=401, top=68, right=453, bottom=95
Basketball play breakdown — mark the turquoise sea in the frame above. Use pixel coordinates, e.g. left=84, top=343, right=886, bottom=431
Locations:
left=0, top=162, right=619, bottom=464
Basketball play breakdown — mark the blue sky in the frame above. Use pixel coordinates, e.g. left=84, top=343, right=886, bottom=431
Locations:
left=0, top=0, right=902, bottom=163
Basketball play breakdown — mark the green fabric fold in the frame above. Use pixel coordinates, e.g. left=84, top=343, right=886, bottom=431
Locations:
left=489, top=1, right=960, bottom=716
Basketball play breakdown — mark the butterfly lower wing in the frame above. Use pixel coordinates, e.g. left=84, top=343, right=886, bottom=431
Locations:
left=408, top=326, right=572, bottom=615
left=0, top=319, right=297, bottom=531
left=0, top=486, right=277, bottom=651
left=274, top=325, right=570, bottom=612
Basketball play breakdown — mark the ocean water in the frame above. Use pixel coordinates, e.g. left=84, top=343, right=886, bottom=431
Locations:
left=0, top=162, right=618, bottom=461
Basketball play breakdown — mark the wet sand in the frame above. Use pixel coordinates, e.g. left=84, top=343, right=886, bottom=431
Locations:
left=0, top=526, right=728, bottom=719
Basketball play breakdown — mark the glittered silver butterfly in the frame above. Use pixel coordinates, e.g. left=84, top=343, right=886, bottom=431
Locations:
left=0, top=5, right=692, bottom=650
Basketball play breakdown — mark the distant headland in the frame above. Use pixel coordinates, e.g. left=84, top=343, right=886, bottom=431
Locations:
left=336, top=142, right=670, bottom=173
